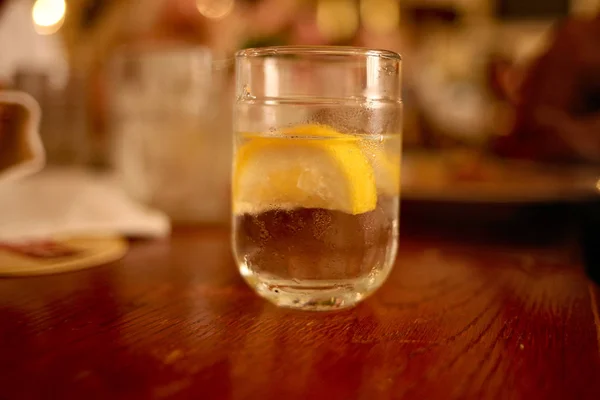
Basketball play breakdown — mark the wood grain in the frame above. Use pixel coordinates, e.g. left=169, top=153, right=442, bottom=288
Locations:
left=0, top=226, right=599, bottom=400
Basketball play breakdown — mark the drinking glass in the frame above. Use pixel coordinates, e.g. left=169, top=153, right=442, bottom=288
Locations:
left=233, top=46, right=402, bottom=310
left=108, top=45, right=232, bottom=224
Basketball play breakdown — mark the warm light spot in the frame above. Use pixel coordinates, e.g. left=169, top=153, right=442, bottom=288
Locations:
left=317, top=0, right=359, bottom=42
left=32, top=0, right=66, bottom=35
left=360, top=0, right=399, bottom=34
left=196, top=0, right=235, bottom=20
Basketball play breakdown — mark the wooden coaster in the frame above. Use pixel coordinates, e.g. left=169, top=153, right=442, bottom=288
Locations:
left=0, top=236, right=128, bottom=277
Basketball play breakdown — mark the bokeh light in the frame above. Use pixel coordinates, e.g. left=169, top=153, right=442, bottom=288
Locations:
left=196, top=0, right=235, bottom=20
left=317, top=0, right=359, bottom=42
left=360, top=0, right=399, bottom=34
left=32, top=0, right=66, bottom=35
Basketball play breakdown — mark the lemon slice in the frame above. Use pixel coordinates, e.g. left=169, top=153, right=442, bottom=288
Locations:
left=233, top=125, right=377, bottom=215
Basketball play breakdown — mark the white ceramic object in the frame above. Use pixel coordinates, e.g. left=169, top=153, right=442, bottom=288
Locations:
left=0, top=90, right=45, bottom=183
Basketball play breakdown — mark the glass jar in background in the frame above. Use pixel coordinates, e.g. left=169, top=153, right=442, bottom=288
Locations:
left=232, top=46, right=403, bottom=310
left=12, top=69, right=90, bottom=166
left=108, top=45, right=232, bottom=224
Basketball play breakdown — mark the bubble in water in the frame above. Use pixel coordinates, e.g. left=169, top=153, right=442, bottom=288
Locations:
left=312, top=209, right=332, bottom=240
left=238, top=84, right=255, bottom=101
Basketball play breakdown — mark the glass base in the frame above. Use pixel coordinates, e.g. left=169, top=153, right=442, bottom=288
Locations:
left=240, top=266, right=384, bottom=311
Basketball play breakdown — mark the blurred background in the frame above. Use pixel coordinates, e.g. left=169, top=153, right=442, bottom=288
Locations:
left=1, top=0, right=599, bottom=226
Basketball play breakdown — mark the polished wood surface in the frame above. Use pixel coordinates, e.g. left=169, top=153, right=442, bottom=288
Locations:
left=1, top=224, right=599, bottom=400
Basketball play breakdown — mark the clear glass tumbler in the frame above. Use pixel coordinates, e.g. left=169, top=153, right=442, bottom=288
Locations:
left=108, top=45, right=233, bottom=224
left=232, top=46, right=402, bottom=310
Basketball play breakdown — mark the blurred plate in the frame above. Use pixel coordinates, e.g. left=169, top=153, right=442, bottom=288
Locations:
left=0, top=235, right=127, bottom=277
left=402, top=150, right=599, bottom=203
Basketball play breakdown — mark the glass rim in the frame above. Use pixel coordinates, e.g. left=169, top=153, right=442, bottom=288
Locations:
left=235, top=46, right=401, bottom=61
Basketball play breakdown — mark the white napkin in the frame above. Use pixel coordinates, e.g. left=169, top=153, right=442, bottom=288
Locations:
left=0, top=168, right=170, bottom=242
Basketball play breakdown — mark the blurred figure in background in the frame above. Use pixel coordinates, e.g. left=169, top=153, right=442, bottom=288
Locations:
left=495, top=12, right=600, bottom=164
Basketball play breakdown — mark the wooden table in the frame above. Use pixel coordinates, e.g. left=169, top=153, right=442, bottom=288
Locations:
left=1, top=221, right=600, bottom=399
